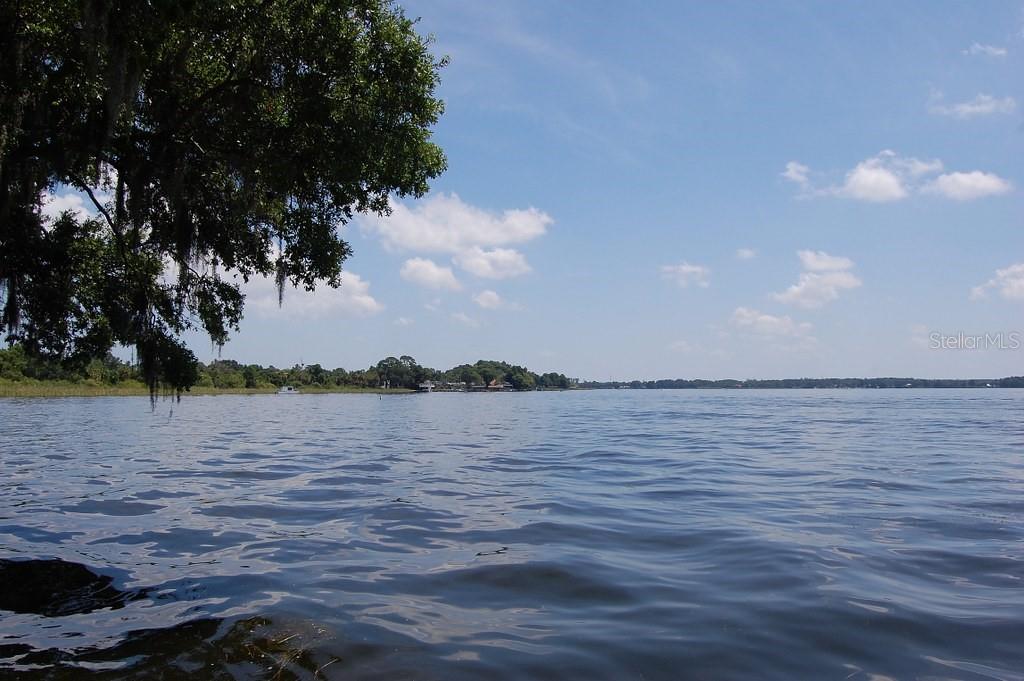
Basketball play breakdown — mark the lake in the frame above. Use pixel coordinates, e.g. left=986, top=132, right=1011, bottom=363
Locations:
left=1, top=390, right=1022, bottom=680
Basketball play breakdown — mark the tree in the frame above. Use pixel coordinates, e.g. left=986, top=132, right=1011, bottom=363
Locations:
left=1, top=0, right=446, bottom=393
left=477, top=365, right=501, bottom=385
left=375, top=356, right=401, bottom=388
left=306, top=363, right=326, bottom=385
left=242, top=364, right=260, bottom=389
left=506, top=365, right=535, bottom=391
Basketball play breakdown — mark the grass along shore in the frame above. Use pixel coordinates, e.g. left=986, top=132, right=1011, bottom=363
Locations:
left=0, top=380, right=413, bottom=398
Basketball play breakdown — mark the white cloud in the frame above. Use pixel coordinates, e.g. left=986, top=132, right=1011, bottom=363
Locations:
left=774, top=271, right=862, bottom=309
left=787, top=151, right=1011, bottom=203
left=247, top=272, right=383, bottom=318
left=451, top=311, right=480, bottom=328
left=453, top=247, right=531, bottom=279
left=836, top=151, right=942, bottom=202
left=360, top=193, right=552, bottom=254
left=774, top=250, right=861, bottom=309
left=736, top=248, right=757, bottom=260
left=971, top=263, right=1024, bottom=301
left=901, top=157, right=946, bottom=177
left=400, top=258, right=462, bottom=290
left=661, top=262, right=710, bottom=288
left=797, top=250, right=854, bottom=272
left=361, top=193, right=548, bottom=280
left=929, top=94, right=1017, bottom=119
left=40, top=191, right=91, bottom=222
left=843, top=162, right=907, bottom=201
left=785, top=153, right=931, bottom=201
left=394, top=317, right=414, bottom=326
left=923, top=171, right=1013, bottom=201
left=473, top=290, right=503, bottom=309
left=782, top=161, right=810, bottom=188
left=731, top=307, right=813, bottom=338
left=963, top=43, right=1007, bottom=57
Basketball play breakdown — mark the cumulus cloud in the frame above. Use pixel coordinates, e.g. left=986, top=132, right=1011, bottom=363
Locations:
left=400, top=258, right=462, bottom=290
left=963, top=43, right=1007, bottom=57
left=394, top=317, right=414, bottom=326
left=247, top=272, right=383, bottom=318
left=773, top=250, right=861, bottom=309
left=473, top=290, right=503, bottom=309
left=736, top=248, right=757, bottom=260
left=661, top=262, right=710, bottom=288
left=360, top=193, right=549, bottom=281
left=835, top=151, right=942, bottom=202
left=971, top=263, right=1024, bottom=301
left=360, top=192, right=551, bottom=253
left=922, top=171, right=1013, bottom=201
left=929, top=93, right=1017, bottom=119
left=453, top=247, right=531, bottom=279
left=731, top=307, right=813, bottom=338
left=840, top=158, right=910, bottom=201
left=786, top=151, right=1011, bottom=202
left=40, top=191, right=92, bottom=222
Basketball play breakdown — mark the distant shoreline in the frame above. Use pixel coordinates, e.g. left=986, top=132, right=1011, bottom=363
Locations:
left=0, top=381, right=414, bottom=398
left=2, top=378, right=1022, bottom=398
left=582, top=377, right=1023, bottom=390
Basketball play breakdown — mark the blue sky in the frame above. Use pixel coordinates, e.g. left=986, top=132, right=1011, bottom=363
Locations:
left=47, top=1, right=1024, bottom=379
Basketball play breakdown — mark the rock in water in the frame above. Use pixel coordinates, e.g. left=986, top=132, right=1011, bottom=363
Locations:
left=0, top=558, right=139, bottom=616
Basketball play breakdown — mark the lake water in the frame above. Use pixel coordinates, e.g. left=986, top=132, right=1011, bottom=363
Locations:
left=1, top=390, right=1022, bottom=680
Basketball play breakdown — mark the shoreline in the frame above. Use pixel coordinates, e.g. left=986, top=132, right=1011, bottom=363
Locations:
left=2, top=381, right=1021, bottom=398
left=0, top=382, right=415, bottom=398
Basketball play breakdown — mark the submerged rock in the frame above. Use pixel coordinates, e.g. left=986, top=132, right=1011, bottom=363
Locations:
left=0, top=558, right=144, bottom=617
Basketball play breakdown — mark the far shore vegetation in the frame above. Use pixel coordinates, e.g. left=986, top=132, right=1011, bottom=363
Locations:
left=0, top=345, right=575, bottom=397
left=2, top=344, right=1021, bottom=398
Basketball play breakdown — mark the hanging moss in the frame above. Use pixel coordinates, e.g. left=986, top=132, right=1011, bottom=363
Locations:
left=0, top=0, right=446, bottom=396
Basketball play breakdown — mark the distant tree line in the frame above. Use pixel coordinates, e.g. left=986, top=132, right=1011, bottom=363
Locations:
left=0, top=344, right=575, bottom=391
left=4, top=343, right=1018, bottom=390
left=580, top=377, right=1024, bottom=389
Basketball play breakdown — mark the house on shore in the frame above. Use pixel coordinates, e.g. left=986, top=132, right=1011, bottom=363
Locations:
left=419, top=379, right=514, bottom=393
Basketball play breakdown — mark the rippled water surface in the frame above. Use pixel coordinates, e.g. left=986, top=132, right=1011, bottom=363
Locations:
left=1, top=390, right=1022, bottom=680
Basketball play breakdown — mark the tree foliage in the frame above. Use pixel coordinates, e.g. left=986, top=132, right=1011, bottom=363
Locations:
left=443, top=360, right=571, bottom=390
left=0, top=0, right=446, bottom=393
left=0, top=346, right=581, bottom=392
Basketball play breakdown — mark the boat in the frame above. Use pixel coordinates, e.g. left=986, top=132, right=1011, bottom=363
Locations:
left=277, top=385, right=300, bottom=394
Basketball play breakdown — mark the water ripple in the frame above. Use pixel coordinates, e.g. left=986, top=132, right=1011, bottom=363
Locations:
left=1, top=389, right=1023, bottom=679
